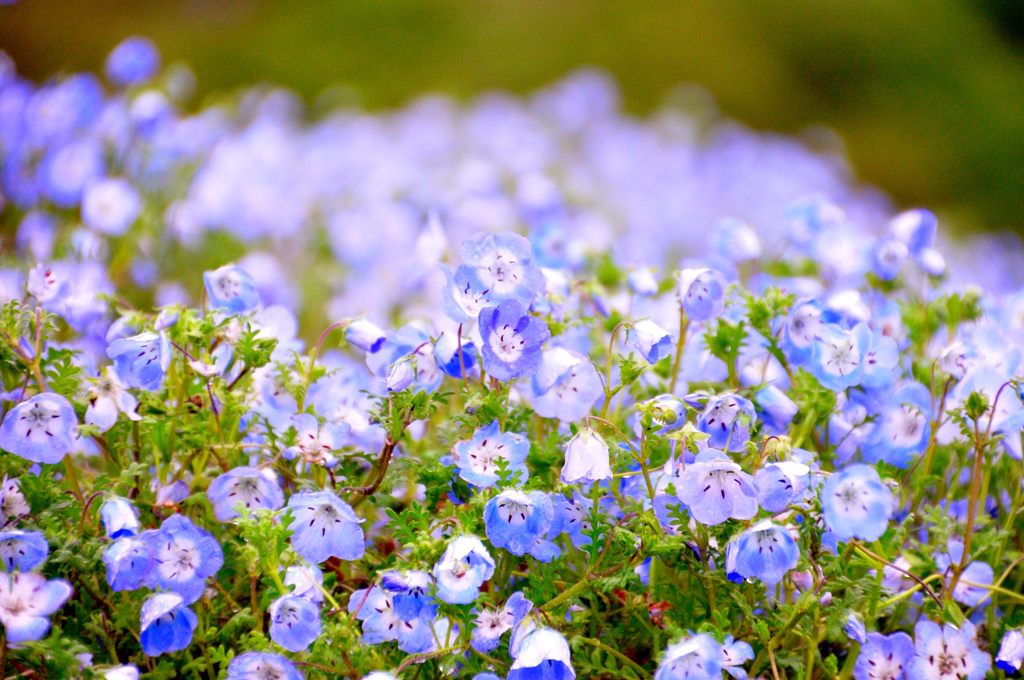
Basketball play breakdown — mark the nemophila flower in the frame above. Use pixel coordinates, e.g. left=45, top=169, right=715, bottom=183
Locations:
left=381, top=570, right=437, bottom=622
left=86, top=367, right=141, bottom=432
left=103, top=537, right=153, bottom=591
left=712, top=217, right=762, bottom=263
left=936, top=539, right=994, bottom=608
left=433, top=330, right=480, bottom=379
left=854, top=632, right=914, bottom=680
left=100, top=497, right=139, bottom=538
left=561, top=427, right=613, bottom=484
left=0, top=572, right=72, bottom=644
left=284, top=563, right=324, bottom=604
left=207, top=466, right=284, bottom=521
left=269, top=594, right=322, bottom=652
left=441, top=264, right=496, bottom=324
left=432, top=535, right=495, bottom=604
left=845, top=613, right=867, bottom=644
left=509, top=627, right=575, bottom=680
left=907, top=620, right=990, bottom=680
left=0, top=392, right=78, bottom=464
left=227, top=652, right=304, bottom=680
left=484, top=489, right=560, bottom=562
left=451, top=420, right=530, bottom=488
left=283, top=414, right=349, bottom=468
left=821, top=464, right=894, bottom=542
left=872, top=237, right=909, bottom=281
left=727, top=521, right=799, bottom=585
left=862, top=382, right=931, bottom=468
left=0, top=530, right=48, bottom=572
left=346, top=318, right=386, bottom=353
left=677, top=450, right=758, bottom=526
left=655, top=633, right=723, bottom=680
left=203, top=264, right=261, bottom=314
left=550, top=492, right=594, bottom=548
left=627, top=268, right=659, bottom=296
left=384, top=357, right=415, bottom=392
left=348, top=586, right=400, bottom=644
left=479, top=300, right=550, bottom=381
left=721, top=635, right=754, bottom=678
left=781, top=298, right=824, bottom=364
left=810, top=323, right=868, bottom=391
left=997, top=629, right=1024, bottom=674
left=140, top=592, right=196, bottom=657
left=107, top=331, right=171, bottom=391
left=460, top=231, right=545, bottom=306
left=286, top=490, right=365, bottom=563
left=677, top=268, right=727, bottom=322
left=472, top=591, right=532, bottom=653
left=890, top=208, right=937, bottom=257
left=524, top=347, right=603, bottom=422
left=627, top=319, right=673, bottom=364
left=860, top=326, right=900, bottom=389
left=753, top=460, right=811, bottom=513
left=140, top=514, right=224, bottom=604
left=106, top=36, right=160, bottom=86
left=755, top=385, right=798, bottom=435
left=102, top=666, right=140, bottom=680
left=697, top=393, right=756, bottom=452
left=82, top=178, right=141, bottom=235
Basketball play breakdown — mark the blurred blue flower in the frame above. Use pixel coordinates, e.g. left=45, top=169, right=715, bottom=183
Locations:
left=106, top=36, right=161, bottom=87
left=0, top=572, right=72, bottom=644
left=207, top=466, right=284, bottom=522
left=227, top=652, right=304, bottom=680
left=854, top=632, right=913, bottom=680
left=107, top=331, right=171, bottom=391
left=269, top=594, right=321, bottom=652
left=0, top=392, right=78, bottom=464
left=100, top=496, right=139, bottom=539
left=0, top=530, right=48, bottom=572
left=203, top=263, right=261, bottom=314
left=432, top=535, right=495, bottom=604
left=821, top=464, right=893, bottom=542
left=140, top=592, right=196, bottom=657
left=103, top=537, right=153, bottom=592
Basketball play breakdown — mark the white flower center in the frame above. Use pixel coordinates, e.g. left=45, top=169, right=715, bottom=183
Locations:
left=489, top=324, right=526, bottom=363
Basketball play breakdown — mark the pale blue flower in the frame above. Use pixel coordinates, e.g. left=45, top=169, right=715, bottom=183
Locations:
left=140, top=592, right=196, bottom=657
left=432, top=535, right=495, bottom=604
left=269, top=594, right=321, bottom=652
left=0, top=530, right=48, bottom=572
left=286, top=490, right=365, bottom=563
left=451, top=420, right=530, bottom=488
left=676, top=450, right=758, bottom=526
left=203, top=263, right=260, bottom=314
left=0, top=392, right=78, bottom=464
left=227, top=652, right=304, bottom=680
left=0, top=572, right=72, bottom=644
left=854, top=632, right=914, bottom=680
left=100, top=497, right=139, bottom=538
left=907, top=621, right=990, bottom=680
left=821, top=464, right=893, bottom=542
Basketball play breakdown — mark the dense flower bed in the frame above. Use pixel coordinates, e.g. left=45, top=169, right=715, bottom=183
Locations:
left=0, top=36, right=1022, bottom=680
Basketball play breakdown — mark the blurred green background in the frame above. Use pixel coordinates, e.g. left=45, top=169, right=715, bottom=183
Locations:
left=2, top=0, right=1023, bottom=235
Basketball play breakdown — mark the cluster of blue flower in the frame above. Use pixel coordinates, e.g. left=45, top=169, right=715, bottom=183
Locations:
left=0, top=35, right=1022, bottom=680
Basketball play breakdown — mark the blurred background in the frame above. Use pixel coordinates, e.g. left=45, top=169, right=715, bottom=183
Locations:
left=2, top=0, right=1022, bottom=237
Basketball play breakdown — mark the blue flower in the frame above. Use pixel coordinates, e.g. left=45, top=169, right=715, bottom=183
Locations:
left=0, top=392, right=78, bottom=464
left=381, top=570, right=437, bottom=623
left=107, top=331, right=171, bottom=391
left=676, top=450, right=758, bottom=526
left=861, top=382, right=930, bottom=468
left=655, top=633, right=723, bottom=680
left=286, top=490, right=365, bottom=563
left=509, top=627, right=575, bottom=680
left=755, top=385, right=798, bottom=435
left=523, top=347, right=603, bottom=422
left=907, top=620, right=990, bottom=680
left=844, top=613, right=866, bottom=644
left=550, top=492, right=594, bottom=548
left=345, top=318, right=387, bottom=353
left=86, top=368, right=140, bottom=433
left=781, top=298, right=824, bottom=365
left=721, top=635, right=754, bottom=679
left=227, top=652, right=304, bottom=680
left=103, top=537, right=153, bottom=591
left=853, top=632, right=914, bottom=680
left=460, top=232, right=545, bottom=306
left=348, top=586, right=400, bottom=645
left=484, top=489, right=560, bottom=562
left=433, top=330, right=480, bottom=380
left=820, top=464, right=894, bottom=542
left=561, top=427, right=612, bottom=484
left=726, top=521, right=799, bottom=585
left=432, top=535, right=495, bottom=604
left=697, top=393, right=756, bottom=452
left=203, top=264, right=261, bottom=314
left=284, top=563, right=324, bottom=604
left=937, top=539, right=994, bottom=608
left=677, top=268, right=727, bottom=322
left=0, top=478, right=28, bottom=524
left=440, top=264, right=496, bottom=323
left=809, top=323, right=868, bottom=391
left=997, top=629, right=1024, bottom=674
left=871, top=237, right=909, bottom=281
left=451, top=420, right=530, bottom=488
left=627, top=319, right=673, bottom=364
left=100, top=497, right=139, bottom=539
left=0, top=530, right=48, bottom=572
left=207, top=466, right=285, bottom=522
left=140, top=592, right=196, bottom=657
left=859, top=326, right=900, bottom=389
left=105, top=36, right=160, bottom=86
left=753, top=460, right=811, bottom=514
left=472, top=591, right=532, bottom=653
left=269, top=594, right=322, bottom=652
left=890, top=208, right=937, bottom=257
left=711, top=218, right=762, bottom=262
left=82, top=178, right=141, bottom=235
left=140, top=514, right=224, bottom=604
left=479, top=300, right=550, bottom=381
left=0, top=572, right=72, bottom=644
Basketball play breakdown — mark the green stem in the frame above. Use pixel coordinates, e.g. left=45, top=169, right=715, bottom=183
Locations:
left=576, top=636, right=652, bottom=679
left=668, top=307, right=688, bottom=395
